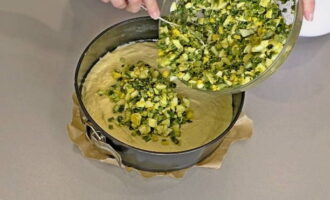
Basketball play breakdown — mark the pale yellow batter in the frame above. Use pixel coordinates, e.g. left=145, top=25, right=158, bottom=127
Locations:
left=82, top=42, right=233, bottom=152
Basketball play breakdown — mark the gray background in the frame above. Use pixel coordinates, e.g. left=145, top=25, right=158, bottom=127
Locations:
left=0, top=0, right=329, bottom=199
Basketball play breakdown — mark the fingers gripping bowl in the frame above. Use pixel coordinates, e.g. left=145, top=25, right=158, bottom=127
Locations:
left=74, top=17, right=244, bottom=172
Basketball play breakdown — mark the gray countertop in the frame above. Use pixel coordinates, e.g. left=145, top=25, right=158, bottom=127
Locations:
left=1, top=0, right=329, bottom=199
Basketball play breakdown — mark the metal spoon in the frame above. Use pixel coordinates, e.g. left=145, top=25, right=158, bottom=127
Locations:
left=140, top=4, right=179, bottom=26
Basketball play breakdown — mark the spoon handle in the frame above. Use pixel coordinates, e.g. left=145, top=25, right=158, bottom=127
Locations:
left=141, top=4, right=179, bottom=26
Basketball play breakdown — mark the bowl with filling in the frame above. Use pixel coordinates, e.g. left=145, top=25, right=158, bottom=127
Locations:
left=75, top=17, right=244, bottom=172
left=158, top=0, right=303, bottom=93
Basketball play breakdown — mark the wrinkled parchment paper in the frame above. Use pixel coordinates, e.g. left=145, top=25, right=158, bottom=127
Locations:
left=67, top=95, right=253, bottom=178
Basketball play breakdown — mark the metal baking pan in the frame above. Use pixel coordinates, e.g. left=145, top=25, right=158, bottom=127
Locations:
left=74, top=17, right=245, bottom=172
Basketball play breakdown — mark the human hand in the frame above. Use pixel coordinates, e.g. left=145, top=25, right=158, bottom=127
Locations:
left=101, top=0, right=160, bottom=19
left=102, top=0, right=315, bottom=22
left=303, top=0, right=315, bottom=21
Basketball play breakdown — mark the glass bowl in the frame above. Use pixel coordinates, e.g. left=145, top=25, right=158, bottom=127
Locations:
left=160, top=0, right=304, bottom=94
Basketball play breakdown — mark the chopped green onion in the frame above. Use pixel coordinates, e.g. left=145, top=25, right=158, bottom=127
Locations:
left=158, top=0, right=292, bottom=91
left=102, top=61, right=193, bottom=145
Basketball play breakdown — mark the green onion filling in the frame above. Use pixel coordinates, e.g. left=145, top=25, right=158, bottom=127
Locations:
left=101, top=61, right=193, bottom=145
left=158, top=0, right=292, bottom=91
